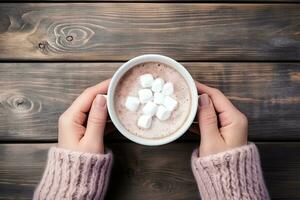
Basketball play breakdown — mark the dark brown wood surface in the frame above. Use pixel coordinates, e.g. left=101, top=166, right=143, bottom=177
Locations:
left=0, top=1, right=299, bottom=199
left=0, top=143, right=299, bottom=200
left=1, top=0, right=300, bottom=2
left=0, top=4, right=300, bottom=61
left=0, top=62, right=299, bottom=141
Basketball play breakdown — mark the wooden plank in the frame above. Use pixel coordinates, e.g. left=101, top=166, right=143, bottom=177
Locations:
left=0, top=62, right=299, bottom=141
left=0, top=4, right=300, bottom=61
left=1, top=0, right=300, bottom=2
left=0, top=142, right=299, bottom=199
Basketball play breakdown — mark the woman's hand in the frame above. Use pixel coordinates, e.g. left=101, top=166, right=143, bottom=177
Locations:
left=58, top=79, right=110, bottom=154
left=195, top=81, right=248, bottom=157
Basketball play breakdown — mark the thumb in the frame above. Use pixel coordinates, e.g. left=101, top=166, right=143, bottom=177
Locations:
left=198, top=94, right=220, bottom=142
left=84, top=94, right=108, bottom=142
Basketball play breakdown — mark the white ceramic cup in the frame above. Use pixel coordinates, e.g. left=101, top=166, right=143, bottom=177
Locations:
left=107, top=54, right=198, bottom=146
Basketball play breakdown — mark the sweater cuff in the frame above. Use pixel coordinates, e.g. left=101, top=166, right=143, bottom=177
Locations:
left=191, top=143, right=269, bottom=200
left=33, top=147, right=113, bottom=200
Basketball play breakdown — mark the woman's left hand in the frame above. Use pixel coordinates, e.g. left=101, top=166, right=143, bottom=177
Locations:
left=58, top=79, right=110, bottom=154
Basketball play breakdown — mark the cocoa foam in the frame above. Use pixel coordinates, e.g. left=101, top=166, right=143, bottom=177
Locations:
left=114, top=62, right=191, bottom=139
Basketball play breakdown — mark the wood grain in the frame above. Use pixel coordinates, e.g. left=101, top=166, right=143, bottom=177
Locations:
left=0, top=4, right=300, bottom=61
left=0, top=62, right=299, bottom=141
left=1, top=0, right=299, bottom=2
left=0, top=142, right=299, bottom=199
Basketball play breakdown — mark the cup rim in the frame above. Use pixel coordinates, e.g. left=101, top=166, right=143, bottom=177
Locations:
left=107, top=54, right=198, bottom=146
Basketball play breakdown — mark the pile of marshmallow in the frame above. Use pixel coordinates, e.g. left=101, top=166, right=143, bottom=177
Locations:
left=125, top=74, right=178, bottom=129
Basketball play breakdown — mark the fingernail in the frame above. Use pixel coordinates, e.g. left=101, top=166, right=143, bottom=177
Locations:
left=199, top=94, right=210, bottom=106
left=95, top=94, right=106, bottom=108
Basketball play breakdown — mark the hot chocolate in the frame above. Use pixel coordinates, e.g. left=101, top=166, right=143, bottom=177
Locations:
left=114, top=62, right=192, bottom=139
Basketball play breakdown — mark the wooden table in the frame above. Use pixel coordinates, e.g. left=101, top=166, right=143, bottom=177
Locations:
left=0, top=2, right=300, bottom=199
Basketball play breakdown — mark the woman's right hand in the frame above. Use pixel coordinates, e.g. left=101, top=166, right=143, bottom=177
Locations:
left=195, top=81, right=248, bottom=157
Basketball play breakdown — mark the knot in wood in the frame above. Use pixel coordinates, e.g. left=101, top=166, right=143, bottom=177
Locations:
left=2, top=92, right=42, bottom=115
left=38, top=41, right=48, bottom=50
left=47, top=21, right=96, bottom=52
left=66, top=35, right=73, bottom=42
left=10, top=95, right=33, bottom=113
left=38, top=41, right=49, bottom=54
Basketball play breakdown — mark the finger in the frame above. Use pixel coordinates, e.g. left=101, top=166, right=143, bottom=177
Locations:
left=84, top=94, right=107, bottom=142
left=198, top=94, right=221, bottom=142
left=195, top=81, right=236, bottom=114
left=69, top=79, right=111, bottom=114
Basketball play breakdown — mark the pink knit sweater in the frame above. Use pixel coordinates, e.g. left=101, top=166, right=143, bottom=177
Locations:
left=33, top=147, right=113, bottom=200
left=192, top=143, right=269, bottom=200
left=34, top=143, right=269, bottom=200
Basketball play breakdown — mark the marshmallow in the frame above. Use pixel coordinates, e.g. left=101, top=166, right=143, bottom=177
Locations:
left=125, top=96, right=140, bottom=111
left=137, top=115, right=152, bottom=129
left=153, top=92, right=164, bottom=105
left=140, top=74, right=154, bottom=88
left=162, top=82, right=174, bottom=96
left=142, top=101, right=158, bottom=116
left=163, top=96, right=178, bottom=111
left=156, top=105, right=171, bottom=121
left=151, top=78, right=165, bottom=93
left=138, top=89, right=153, bottom=104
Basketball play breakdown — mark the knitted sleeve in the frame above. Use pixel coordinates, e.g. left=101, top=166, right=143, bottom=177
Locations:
left=191, top=143, right=270, bottom=200
left=33, top=147, right=113, bottom=200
